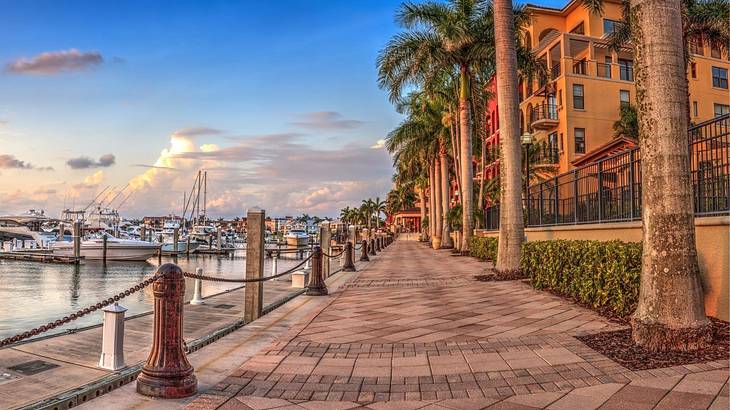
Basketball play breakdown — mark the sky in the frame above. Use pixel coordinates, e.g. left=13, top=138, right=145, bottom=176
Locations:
left=0, top=0, right=564, bottom=219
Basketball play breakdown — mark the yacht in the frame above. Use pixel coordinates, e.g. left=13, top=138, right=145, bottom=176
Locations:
left=285, top=229, right=310, bottom=247
left=51, top=234, right=160, bottom=261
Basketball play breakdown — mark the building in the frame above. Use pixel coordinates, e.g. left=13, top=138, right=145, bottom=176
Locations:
left=485, top=0, right=729, bottom=180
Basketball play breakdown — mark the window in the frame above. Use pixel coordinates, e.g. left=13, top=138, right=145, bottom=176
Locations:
left=573, top=84, right=585, bottom=109
left=711, top=45, right=721, bottom=59
left=712, top=66, right=728, bottom=89
left=603, top=19, right=620, bottom=35
left=575, top=128, right=586, bottom=154
left=570, top=22, right=585, bottom=35
left=619, top=59, right=633, bottom=81
left=619, top=90, right=630, bottom=107
left=690, top=37, right=704, bottom=55
left=715, top=104, right=730, bottom=117
left=691, top=63, right=697, bottom=79
left=693, top=101, right=698, bottom=117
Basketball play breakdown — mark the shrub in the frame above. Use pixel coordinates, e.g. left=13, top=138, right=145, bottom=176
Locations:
left=521, top=240, right=642, bottom=318
left=469, top=236, right=498, bottom=262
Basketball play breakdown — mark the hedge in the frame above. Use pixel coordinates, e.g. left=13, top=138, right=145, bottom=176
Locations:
left=469, top=237, right=642, bottom=317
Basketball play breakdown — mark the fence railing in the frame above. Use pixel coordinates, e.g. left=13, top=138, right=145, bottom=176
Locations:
left=485, top=113, right=730, bottom=230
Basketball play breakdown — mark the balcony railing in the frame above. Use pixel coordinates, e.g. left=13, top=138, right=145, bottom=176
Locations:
left=551, top=64, right=561, bottom=80
left=532, top=144, right=560, bottom=165
left=596, top=62, right=612, bottom=79
left=619, top=65, right=634, bottom=81
left=530, top=103, right=559, bottom=130
left=572, top=60, right=588, bottom=75
left=484, top=114, right=730, bottom=230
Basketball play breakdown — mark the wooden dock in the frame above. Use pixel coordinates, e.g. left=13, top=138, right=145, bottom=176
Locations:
left=0, top=280, right=301, bottom=409
left=0, top=251, right=81, bottom=264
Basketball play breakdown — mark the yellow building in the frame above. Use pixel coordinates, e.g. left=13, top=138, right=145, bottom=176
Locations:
left=519, top=0, right=730, bottom=174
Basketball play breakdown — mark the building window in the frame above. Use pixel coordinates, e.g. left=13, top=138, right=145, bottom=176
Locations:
left=693, top=101, right=699, bottom=117
left=619, top=59, right=633, bottom=81
left=570, top=22, right=585, bottom=35
left=715, top=103, right=730, bottom=117
left=711, top=45, right=721, bottom=59
left=690, top=37, right=704, bottom=55
left=712, top=66, right=728, bottom=89
left=603, top=19, right=620, bottom=35
left=575, top=128, right=586, bottom=154
left=573, top=84, right=585, bottom=109
left=691, top=63, right=697, bottom=79
left=619, top=90, right=630, bottom=107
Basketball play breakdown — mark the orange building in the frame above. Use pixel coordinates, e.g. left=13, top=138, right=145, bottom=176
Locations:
left=486, top=0, right=729, bottom=179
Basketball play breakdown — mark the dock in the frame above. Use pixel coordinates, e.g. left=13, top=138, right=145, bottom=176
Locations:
left=0, top=251, right=82, bottom=264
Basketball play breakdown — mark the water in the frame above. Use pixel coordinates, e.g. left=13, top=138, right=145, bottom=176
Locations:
left=0, top=250, right=306, bottom=340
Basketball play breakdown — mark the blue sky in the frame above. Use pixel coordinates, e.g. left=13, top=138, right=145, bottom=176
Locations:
left=0, top=0, right=565, bottom=218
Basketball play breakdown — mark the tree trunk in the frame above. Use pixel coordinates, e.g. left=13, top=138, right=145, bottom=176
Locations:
left=418, top=186, right=427, bottom=240
left=630, top=0, right=710, bottom=351
left=478, top=137, right=486, bottom=210
left=428, top=163, right=435, bottom=240
left=459, top=66, right=474, bottom=254
left=433, top=158, right=443, bottom=249
left=494, top=0, right=525, bottom=273
left=449, top=106, right=463, bottom=200
left=440, top=147, right=454, bottom=248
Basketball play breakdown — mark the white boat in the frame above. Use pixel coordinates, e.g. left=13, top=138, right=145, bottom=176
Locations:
left=160, top=241, right=201, bottom=254
left=51, top=236, right=160, bottom=261
left=285, top=229, right=309, bottom=247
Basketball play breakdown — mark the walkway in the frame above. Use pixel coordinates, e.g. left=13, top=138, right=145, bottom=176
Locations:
left=186, top=240, right=729, bottom=410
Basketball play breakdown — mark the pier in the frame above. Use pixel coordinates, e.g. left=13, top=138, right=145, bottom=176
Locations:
left=0, top=251, right=82, bottom=264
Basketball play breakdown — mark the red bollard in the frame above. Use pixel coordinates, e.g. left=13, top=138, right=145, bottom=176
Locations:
left=137, top=263, right=197, bottom=398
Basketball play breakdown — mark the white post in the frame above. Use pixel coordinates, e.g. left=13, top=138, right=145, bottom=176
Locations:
left=271, top=254, right=278, bottom=277
left=304, top=251, right=311, bottom=270
left=99, top=303, right=127, bottom=370
left=190, top=268, right=205, bottom=305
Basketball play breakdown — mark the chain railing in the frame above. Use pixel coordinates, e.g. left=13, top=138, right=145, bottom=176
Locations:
left=183, top=253, right=313, bottom=283
left=321, top=247, right=346, bottom=259
left=0, top=271, right=165, bottom=348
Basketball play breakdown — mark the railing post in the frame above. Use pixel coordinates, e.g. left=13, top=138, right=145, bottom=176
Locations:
left=597, top=160, right=604, bottom=222
left=99, top=302, right=127, bottom=370
left=271, top=253, right=278, bottom=277
left=342, top=242, right=356, bottom=272
left=360, top=239, right=370, bottom=262
left=72, top=221, right=82, bottom=261
left=376, top=235, right=382, bottom=252
left=629, top=150, right=636, bottom=219
left=173, top=227, right=179, bottom=255
left=244, top=207, right=264, bottom=323
left=554, top=177, right=559, bottom=224
left=191, top=268, right=205, bottom=305
left=369, top=238, right=377, bottom=256
left=539, top=184, right=544, bottom=225
left=320, top=224, right=331, bottom=277
left=306, top=246, right=328, bottom=296
left=573, top=169, right=579, bottom=223
left=137, top=263, right=197, bottom=398
left=102, top=234, right=108, bottom=264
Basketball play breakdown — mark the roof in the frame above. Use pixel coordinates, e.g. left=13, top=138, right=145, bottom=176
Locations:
left=571, top=136, right=638, bottom=167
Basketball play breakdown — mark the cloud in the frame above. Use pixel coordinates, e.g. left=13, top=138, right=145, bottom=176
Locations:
left=132, top=164, right=178, bottom=170
left=0, top=154, right=53, bottom=171
left=67, top=154, right=116, bottom=169
left=290, top=112, right=363, bottom=130
left=371, top=139, right=386, bottom=149
left=173, top=127, right=223, bottom=137
left=6, top=49, right=103, bottom=75
left=72, top=170, right=106, bottom=190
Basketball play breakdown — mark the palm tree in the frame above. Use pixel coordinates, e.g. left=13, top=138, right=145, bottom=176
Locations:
left=493, top=0, right=524, bottom=273
left=373, top=197, right=386, bottom=228
left=583, top=0, right=712, bottom=351
left=613, top=104, right=639, bottom=139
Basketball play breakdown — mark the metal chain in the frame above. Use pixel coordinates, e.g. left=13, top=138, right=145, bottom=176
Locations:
left=0, top=272, right=165, bottom=348
left=183, top=253, right=313, bottom=283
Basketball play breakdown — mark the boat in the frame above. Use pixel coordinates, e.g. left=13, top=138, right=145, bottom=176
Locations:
left=51, top=236, right=160, bottom=261
left=160, top=240, right=201, bottom=255
left=285, top=229, right=310, bottom=247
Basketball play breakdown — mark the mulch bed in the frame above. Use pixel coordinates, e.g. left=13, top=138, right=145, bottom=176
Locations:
left=576, top=318, right=730, bottom=370
left=473, top=271, right=526, bottom=282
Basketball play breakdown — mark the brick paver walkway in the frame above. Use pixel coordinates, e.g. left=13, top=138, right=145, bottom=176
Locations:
left=188, top=240, right=729, bottom=409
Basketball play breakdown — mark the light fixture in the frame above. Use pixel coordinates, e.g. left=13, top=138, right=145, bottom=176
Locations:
left=521, top=132, right=534, bottom=146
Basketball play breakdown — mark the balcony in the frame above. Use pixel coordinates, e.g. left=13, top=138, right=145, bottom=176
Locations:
left=530, top=103, right=559, bottom=130
left=532, top=144, right=560, bottom=165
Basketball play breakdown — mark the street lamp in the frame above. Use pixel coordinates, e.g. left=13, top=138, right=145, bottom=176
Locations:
left=521, top=132, right=533, bottom=222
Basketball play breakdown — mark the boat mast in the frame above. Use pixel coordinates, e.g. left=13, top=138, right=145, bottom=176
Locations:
left=203, top=170, right=207, bottom=224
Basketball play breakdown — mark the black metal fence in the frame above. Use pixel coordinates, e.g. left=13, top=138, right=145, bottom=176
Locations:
left=485, top=114, right=730, bottom=230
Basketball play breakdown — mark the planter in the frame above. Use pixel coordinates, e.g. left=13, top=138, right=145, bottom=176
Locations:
left=431, top=236, right=442, bottom=250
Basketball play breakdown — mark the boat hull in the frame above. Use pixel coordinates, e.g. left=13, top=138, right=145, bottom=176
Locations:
left=286, top=236, right=309, bottom=247
left=52, top=243, right=159, bottom=261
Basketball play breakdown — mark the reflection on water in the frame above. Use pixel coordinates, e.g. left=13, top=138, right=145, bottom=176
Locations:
left=0, top=250, right=304, bottom=340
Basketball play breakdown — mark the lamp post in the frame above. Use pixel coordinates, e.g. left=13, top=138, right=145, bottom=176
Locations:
left=521, top=132, right=534, bottom=223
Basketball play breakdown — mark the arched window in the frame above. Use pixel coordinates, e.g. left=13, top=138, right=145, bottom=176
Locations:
left=538, top=28, right=559, bottom=42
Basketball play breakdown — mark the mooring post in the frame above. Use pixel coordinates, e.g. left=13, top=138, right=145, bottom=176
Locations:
left=305, top=246, right=328, bottom=296
left=173, top=227, right=179, bottom=255
left=216, top=227, right=222, bottom=251
left=244, top=207, right=264, bottom=323
left=190, top=268, right=205, bottom=305
left=304, top=250, right=311, bottom=270
left=320, top=223, right=331, bottom=277
left=369, top=237, right=376, bottom=256
left=102, top=234, right=108, bottom=264
left=360, top=239, right=370, bottom=262
left=186, top=235, right=191, bottom=255
left=58, top=222, right=65, bottom=241
left=136, top=263, right=197, bottom=398
left=271, top=253, right=278, bottom=277
left=72, top=221, right=82, bottom=262
left=140, top=225, right=146, bottom=242
left=342, top=242, right=356, bottom=271
left=99, top=302, right=127, bottom=370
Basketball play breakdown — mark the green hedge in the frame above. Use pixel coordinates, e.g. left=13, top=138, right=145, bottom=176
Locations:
left=470, top=237, right=642, bottom=317
left=469, top=236, right=498, bottom=262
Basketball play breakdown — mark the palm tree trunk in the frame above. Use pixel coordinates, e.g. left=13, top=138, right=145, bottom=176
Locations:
left=428, top=163, right=436, bottom=240
left=478, top=137, right=486, bottom=210
left=494, top=0, right=525, bottom=273
left=459, top=65, right=474, bottom=253
left=433, top=157, right=443, bottom=249
left=440, top=147, right=454, bottom=248
left=418, top=186, right=427, bottom=240
left=630, top=0, right=709, bottom=351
